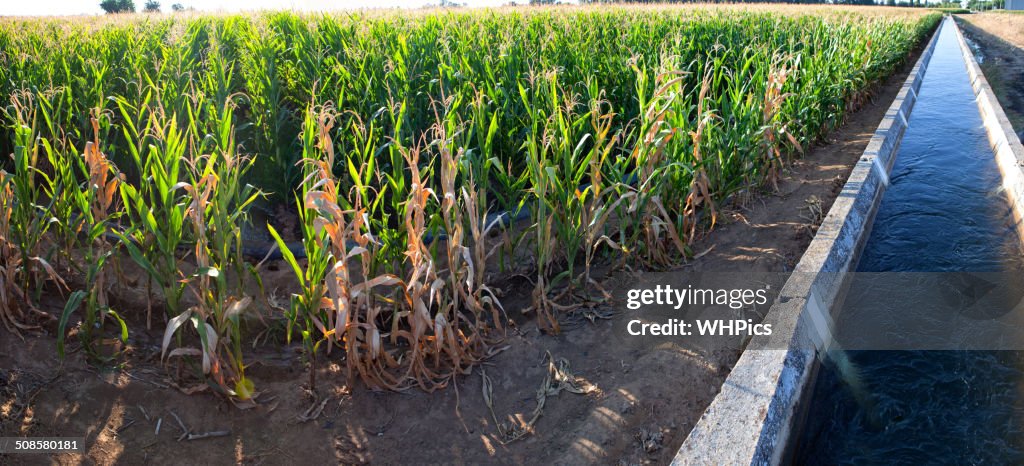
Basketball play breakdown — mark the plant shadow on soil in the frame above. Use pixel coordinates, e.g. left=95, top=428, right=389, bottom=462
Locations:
left=0, top=48, right=925, bottom=466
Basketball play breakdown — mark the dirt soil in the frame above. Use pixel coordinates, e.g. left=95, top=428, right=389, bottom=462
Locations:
left=957, top=13, right=1024, bottom=137
left=1, top=48, right=925, bottom=466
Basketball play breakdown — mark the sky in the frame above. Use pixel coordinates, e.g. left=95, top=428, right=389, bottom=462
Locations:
left=0, top=0, right=534, bottom=17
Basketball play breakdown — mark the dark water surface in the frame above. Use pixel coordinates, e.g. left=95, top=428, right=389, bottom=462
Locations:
left=794, top=18, right=1024, bottom=465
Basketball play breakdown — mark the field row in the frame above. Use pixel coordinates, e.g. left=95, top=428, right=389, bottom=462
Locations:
left=0, top=7, right=940, bottom=397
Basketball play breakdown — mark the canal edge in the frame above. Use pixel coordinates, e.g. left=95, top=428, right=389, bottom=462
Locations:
left=669, top=17, right=945, bottom=466
left=951, top=17, right=1024, bottom=246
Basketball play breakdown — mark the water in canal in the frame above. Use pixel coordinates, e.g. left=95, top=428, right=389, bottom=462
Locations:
left=793, top=18, right=1024, bottom=464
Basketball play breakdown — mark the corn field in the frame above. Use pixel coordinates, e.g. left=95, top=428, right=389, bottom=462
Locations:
left=0, top=6, right=940, bottom=399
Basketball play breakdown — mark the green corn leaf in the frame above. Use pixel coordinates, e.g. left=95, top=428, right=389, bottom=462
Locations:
left=56, top=290, right=87, bottom=359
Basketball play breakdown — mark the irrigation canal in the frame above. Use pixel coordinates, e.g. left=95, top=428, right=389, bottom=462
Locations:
left=791, top=18, right=1024, bottom=464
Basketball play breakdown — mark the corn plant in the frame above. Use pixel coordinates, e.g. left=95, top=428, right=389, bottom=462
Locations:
left=576, top=97, right=628, bottom=298
left=431, top=93, right=503, bottom=347
left=267, top=105, right=337, bottom=391
left=0, top=171, right=24, bottom=333
left=269, top=105, right=395, bottom=390
left=2, top=92, right=64, bottom=325
left=57, top=115, right=128, bottom=361
left=42, top=127, right=87, bottom=276
left=760, top=53, right=802, bottom=191
left=515, top=71, right=555, bottom=333
left=321, top=137, right=400, bottom=391
left=394, top=142, right=452, bottom=390
left=162, top=181, right=248, bottom=399
left=188, top=95, right=261, bottom=291
left=619, top=61, right=704, bottom=268
left=117, top=102, right=192, bottom=328
left=153, top=95, right=261, bottom=401
left=465, top=88, right=528, bottom=274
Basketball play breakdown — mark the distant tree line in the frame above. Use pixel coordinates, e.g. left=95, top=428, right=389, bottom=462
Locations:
left=100, top=0, right=190, bottom=13
left=966, top=0, right=1005, bottom=9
